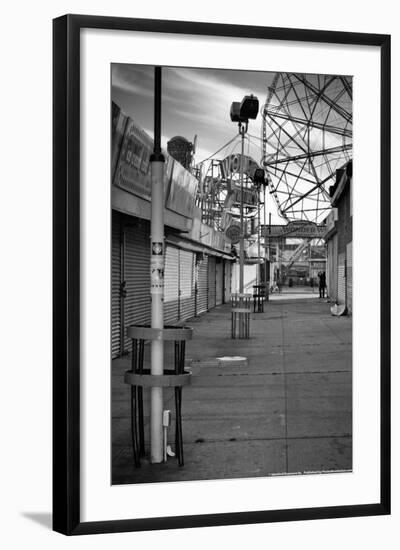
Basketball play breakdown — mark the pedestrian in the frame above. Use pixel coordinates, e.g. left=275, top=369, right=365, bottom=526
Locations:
left=318, top=271, right=326, bottom=298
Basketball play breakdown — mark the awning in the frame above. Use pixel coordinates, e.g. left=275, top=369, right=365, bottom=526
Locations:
left=166, top=234, right=235, bottom=261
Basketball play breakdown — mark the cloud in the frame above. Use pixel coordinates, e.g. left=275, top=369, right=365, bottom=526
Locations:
left=112, top=64, right=270, bottom=168
left=111, top=64, right=153, bottom=96
left=164, top=67, right=266, bottom=128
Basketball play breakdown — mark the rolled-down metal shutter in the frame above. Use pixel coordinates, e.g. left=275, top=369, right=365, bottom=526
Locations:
left=327, top=239, right=333, bottom=301
left=208, top=256, right=216, bottom=309
left=327, top=234, right=338, bottom=303
left=179, top=250, right=195, bottom=321
left=224, top=260, right=232, bottom=304
left=216, top=258, right=223, bottom=305
left=164, top=245, right=179, bottom=325
left=346, top=242, right=352, bottom=314
left=337, top=251, right=346, bottom=306
left=197, top=256, right=208, bottom=314
left=111, top=212, right=122, bottom=358
left=123, top=222, right=151, bottom=352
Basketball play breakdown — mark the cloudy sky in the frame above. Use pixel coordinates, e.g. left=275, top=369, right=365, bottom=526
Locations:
left=111, top=64, right=274, bottom=165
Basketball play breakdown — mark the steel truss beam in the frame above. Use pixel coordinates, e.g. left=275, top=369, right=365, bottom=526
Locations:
left=263, top=109, right=352, bottom=139
left=265, top=143, right=352, bottom=167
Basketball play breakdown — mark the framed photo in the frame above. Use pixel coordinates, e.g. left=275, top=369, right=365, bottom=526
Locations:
left=53, top=14, right=390, bottom=535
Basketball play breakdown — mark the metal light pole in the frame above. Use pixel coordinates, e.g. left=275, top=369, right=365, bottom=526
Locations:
left=253, top=169, right=268, bottom=293
left=230, top=95, right=259, bottom=296
left=239, top=122, right=246, bottom=294
left=264, top=185, right=267, bottom=288
left=257, top=184, right=261, bottom=283
left=150, top=67, right=165, bottom=463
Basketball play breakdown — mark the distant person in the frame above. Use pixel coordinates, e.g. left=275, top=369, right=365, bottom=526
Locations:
left=318, top=271, right=326, bottom=298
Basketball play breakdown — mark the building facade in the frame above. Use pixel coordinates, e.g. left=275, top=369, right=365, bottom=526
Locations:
left=324, top=160, right=353, bottom=313
left=111, top=103, right=234, bottom=358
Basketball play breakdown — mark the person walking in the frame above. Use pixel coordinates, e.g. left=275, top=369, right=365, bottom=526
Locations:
left=318, top=271, right=326, bottom=298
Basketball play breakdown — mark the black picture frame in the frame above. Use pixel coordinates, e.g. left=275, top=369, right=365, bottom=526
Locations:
left=53, top=14, right=391, bottom=535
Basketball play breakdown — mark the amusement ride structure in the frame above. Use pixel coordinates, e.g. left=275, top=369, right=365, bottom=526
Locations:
left=261, top=72, right=353, bottom=223
left=191, top=72, right=353, bottom=287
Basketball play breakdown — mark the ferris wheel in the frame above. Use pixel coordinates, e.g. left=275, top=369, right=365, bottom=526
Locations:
left=262, top=73, right=352, bottom=224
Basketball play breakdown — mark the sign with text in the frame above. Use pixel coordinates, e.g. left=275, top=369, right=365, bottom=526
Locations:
left=113, top=119, right=153, bottom=200
left=220, top=154, right=260, bottom=181
left=113, top=111, right=198, bottom=219
left=261, top=221, right=326, bottom=239
left=232, top=185, right=259, bottom=207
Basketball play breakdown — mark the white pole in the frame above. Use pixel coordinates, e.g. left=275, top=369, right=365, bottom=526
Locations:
left=150, top=67, right=164, bottom=464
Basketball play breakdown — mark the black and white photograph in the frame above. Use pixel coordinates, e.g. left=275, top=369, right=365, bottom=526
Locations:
left=111, top=64, right=353, bottom=485
left=1, top=0, right=396, bottom=545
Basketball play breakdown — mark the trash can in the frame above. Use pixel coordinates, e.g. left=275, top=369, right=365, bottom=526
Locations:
left=252, top=283, right=266, bottom=313
left=231, top=307, right=251, bottom=339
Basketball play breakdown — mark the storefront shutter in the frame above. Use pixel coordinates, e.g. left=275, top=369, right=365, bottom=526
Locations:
left=224, top=260, right=232, bottom=304
left=208, top=256, right=216, bottom=309
left=197, top=256, right=208, bottom=314
left=327, top=234, right=338, bottom=303
left=164, top=245, right=179, bottom=325
left=111, top=212, right=122, bottom=358
left=346, top=242, right=352, bottom=314
left=216, top=258, right=223, bottom=305
left=179, top=250, right=195, bottom=321
left=337, top=251, right=346, bottom=306
left=123, top=222, right=151, bottom=352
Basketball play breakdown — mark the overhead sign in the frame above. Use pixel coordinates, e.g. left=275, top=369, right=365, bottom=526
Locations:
left=166, top=161, right=198, bottom=218
left=225, top=224, right=241, bottom=244
left=220, top=154, right=261, bottom=181
left=261, top=221, right=326, bottom=239
left=112, top=109, right=198, bottom=218
left=111, top=102, right=128, bottom=179
left=232, top=186, right=259, bottom=207
left=113, top=118, right=155, bottom=200
left=310, top=261, right=326, bottom=270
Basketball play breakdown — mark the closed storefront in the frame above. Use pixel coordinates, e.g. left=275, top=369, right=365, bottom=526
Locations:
left=337, top=251, right=346, bottom=307
left=164, top=246, right=196, bottom=324
left=216, top=257, right=223, bottom=305
left=224, top=260, right=232, bottom=303
left=179, top=249, right=195, bottom=320
left=122, top=221, right=151, bottom=352
left=346, top=242, right=352, bottom=313
left=164, top=245, right=180, bottom=325
left=197, top=255, right=208, bottom=315
left=111, top=111, right=237, bottom=359
left=111, top=212, right=122, bottom=359
left=112, top=212, right=233, bottom=356
left=327, top=233, right=338, bottom=303
left=325, top=160, right=352, bottom=313
left=208, top=256, right=216, bottom=309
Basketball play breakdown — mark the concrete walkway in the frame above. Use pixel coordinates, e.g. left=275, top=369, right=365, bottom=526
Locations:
left=112, top=297, right=352, bottom=484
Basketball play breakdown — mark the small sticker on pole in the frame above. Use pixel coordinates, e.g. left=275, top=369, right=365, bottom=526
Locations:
left=152, top=242, right=163, bottom=255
